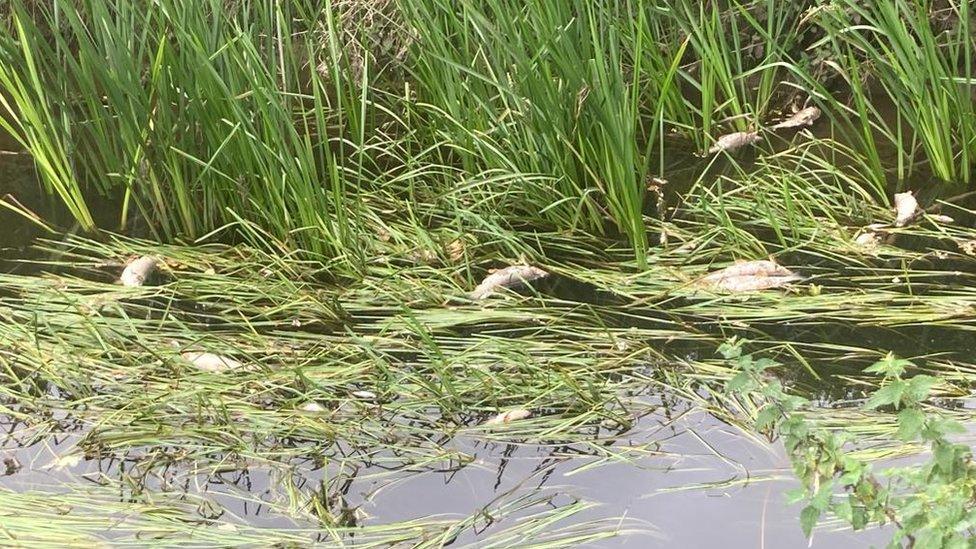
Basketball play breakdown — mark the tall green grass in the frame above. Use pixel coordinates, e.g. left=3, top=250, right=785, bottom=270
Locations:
left=0, top=0, right=375, bottom=265
left=399, top=0, right=655, bottom=264
left=814, top=0, right=976, bottom=183
left=1, top=0, right=974, bottom=270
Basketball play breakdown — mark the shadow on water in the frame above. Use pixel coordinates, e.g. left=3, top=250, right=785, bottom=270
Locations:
left=0, top=129, right=135, bottom=274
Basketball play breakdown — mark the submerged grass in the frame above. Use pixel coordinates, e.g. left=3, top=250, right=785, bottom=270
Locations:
left=3, top=215, right=975, bottom=542
left=1, top=235, right=670, bottom=543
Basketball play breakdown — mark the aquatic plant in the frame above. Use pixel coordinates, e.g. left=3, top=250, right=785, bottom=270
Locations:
left=723, top=339, right=976, bottom=546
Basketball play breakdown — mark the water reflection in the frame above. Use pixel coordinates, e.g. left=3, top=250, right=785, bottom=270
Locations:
left=1, top=399, right=889, bottom=546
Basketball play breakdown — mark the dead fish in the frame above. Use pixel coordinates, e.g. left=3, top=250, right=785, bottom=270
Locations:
left=894, top=191, right=919, bottom=227
left=708, top=131, right=762, bottom=155
left=180, top=351, right=243, bottom=372
left=854, top=232, right=882, bottom=248
left=770, top=106, right=821, bottom=130
left=299, top=401, right=327, bottom=413
left=44, top=451, right=83, bottom=471
left=699, top=259, right=802, bottom=293
left=120, top=255, right=158, bottom=287
left=483, top=409, right=532, bottom=426
left=470, top=265, right=549, bottom=300
left=926, top=214, right=954, bottom=224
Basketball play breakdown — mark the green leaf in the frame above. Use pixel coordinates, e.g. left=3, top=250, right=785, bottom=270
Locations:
left=864, top=381, right=907, bottom=410
left=834, top=500, right=853, bottom=522
left=781, top=394, right=810, bottom=412
left=945, top=536, right=968, bottom=549
left=726, top=371, right=752, bottom=393
left=838, top=467, right=863, bottom=487
left=718, top=338, right=742, bottom=360
left=922, top=418, right=964, bottom=442
left=784, top=487, right=807, bottom=505
left=800, top=504, right=820, bottom=538
left=864, top=352, right=915, bottom=378
left=760, top=378, right=783, bottom=396
left=896, top=408, right=926, bottom=441
left=810, top=481, right=834, bottom=510
left=914, top=529, right=945, bottom=549
left=851, top=505, right=868, bottom=530
left=755, top=404, right=782, bottom=431
left=906, top=375, right=937, bottom=403
left=933, top=442, right=959, bottom=475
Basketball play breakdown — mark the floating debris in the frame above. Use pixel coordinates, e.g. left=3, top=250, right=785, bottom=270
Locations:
left=647, top=176, right=669, bottom=190
left=3, top=457, right=21, bottom=476
left=180, top=351, right=243, bottom=372
left=484, top=408, right=532, bottom=426
left=894, top=191, right=919, bottom=227
left=770, top=106, right=821, bottom=130
left=445, top=238, right=466, bottom=262
left=470, top=265, right=549, bottom=300
left=120, top=255, right=158, bottom=287
left=351, top=390, right=377, bottom=400
left=708, top=131, right=761, bottom=154
left=698, top=260, right=802, bottom=293
left=299, top=401, right=327, bottom=413
left=408, top=248, right=438, bottom=265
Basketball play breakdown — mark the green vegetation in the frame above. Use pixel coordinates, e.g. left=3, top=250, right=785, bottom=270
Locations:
left=1, top=0, right=975, bottom=546
left=723, top=340, right=976, bottom=547
left=2, top=0, right=972, bottom=265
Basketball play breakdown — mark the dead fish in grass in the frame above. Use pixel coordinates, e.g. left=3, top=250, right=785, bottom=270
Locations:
left=470, top=265, right=549, bottom=300
left=708, top=131, right=762, bottom=155
left=698, top=259, right=802, bottom=293
left=120, top=255, right=158, bottom=287
left=299, top=401, right=327, bottom=413
left=854, top=231, right=882, bottom=249
left=894, top=191, right=920, bottom=227
left=181, top=351, right=243, bottom=372
left=45, top=451, right=83, bottom=471
left=926, top=213, right=954, bottom=224
left=483, top=409, right=532, bottom=426
left=770, top=106, right=821, bottom=130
